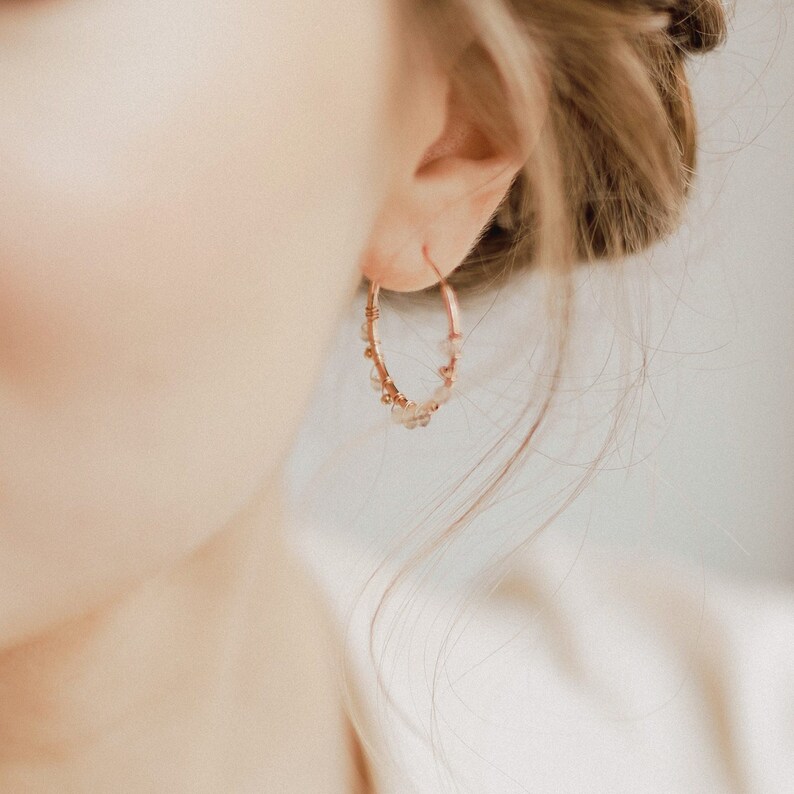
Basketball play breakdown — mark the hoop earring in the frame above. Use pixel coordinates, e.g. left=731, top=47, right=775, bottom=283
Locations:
left=361, top=246, right=462, bottom=429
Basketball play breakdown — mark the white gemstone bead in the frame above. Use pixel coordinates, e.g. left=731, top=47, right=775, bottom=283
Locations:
left=401, top=403, right=418, bottom=429
left=432, top=385, right=452, bottom=405
left=390, top=403, right=405, bottom=424
left=439, top=335, right=463, bottom=358
left=369, top=365, right=382, bottom=391
left=359, top=322, right=370, bottom=342
left=415, top=403, right=432, bottom=427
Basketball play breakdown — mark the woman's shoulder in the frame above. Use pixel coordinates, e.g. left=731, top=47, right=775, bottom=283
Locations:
left=478, top=537, right=794, bottom=792
left=295, top=526, right=794, bottom=793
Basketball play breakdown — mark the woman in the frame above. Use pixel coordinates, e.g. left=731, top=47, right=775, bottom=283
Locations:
left=1, top=1, right=779, bottom=792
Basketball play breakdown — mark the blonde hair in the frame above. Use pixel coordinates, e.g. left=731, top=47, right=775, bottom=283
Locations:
left=418, top=0, right=728, bottom=291
left=349, top=1, right=729, bottom=788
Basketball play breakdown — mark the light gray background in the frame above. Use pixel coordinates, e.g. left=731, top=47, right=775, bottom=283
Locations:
left=287, top=1, right=794, bottom=588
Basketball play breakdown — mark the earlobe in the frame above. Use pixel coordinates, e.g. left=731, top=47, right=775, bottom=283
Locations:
left=361, top=81, right=522, bottom=294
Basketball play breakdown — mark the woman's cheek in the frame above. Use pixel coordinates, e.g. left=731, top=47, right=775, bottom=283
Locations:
left=0, top=0, right=393, bottom=533
left=0, top=0, right=390, bottom=399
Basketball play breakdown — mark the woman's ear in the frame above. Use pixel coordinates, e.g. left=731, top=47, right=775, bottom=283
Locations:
left=360, top=69, right=523, bottom=293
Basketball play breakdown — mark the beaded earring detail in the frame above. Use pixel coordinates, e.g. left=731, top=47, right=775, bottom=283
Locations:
left=361, top=246, right=462, bottom=429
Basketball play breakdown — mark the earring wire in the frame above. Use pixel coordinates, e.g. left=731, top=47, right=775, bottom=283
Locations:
left=361, top=246, right=462, bottom=429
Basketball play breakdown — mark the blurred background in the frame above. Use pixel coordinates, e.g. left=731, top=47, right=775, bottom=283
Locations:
left=286, top=1, right=794, bottom=591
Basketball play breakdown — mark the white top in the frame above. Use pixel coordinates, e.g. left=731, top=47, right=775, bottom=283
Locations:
left=296, top=528, right=794, bottom=793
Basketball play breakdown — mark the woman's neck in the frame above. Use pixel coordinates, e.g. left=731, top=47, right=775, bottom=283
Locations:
left=0, top=475, right=358, bottom=792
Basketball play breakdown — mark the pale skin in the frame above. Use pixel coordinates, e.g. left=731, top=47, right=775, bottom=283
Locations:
left=0, top=1, right=523, bottom=791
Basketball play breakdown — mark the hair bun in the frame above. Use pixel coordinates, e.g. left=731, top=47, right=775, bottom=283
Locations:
left=665, top=0, right=728, bottom=53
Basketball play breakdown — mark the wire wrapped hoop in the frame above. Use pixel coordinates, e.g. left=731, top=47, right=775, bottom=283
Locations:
left=361, top=247, right=462, bottom=429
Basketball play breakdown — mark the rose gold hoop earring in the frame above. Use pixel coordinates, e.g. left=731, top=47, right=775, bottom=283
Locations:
left=361, top=246, right=462, bottom=429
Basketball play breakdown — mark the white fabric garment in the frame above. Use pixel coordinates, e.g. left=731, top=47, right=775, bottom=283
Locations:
left=296, top=527, right=794, bottom=793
